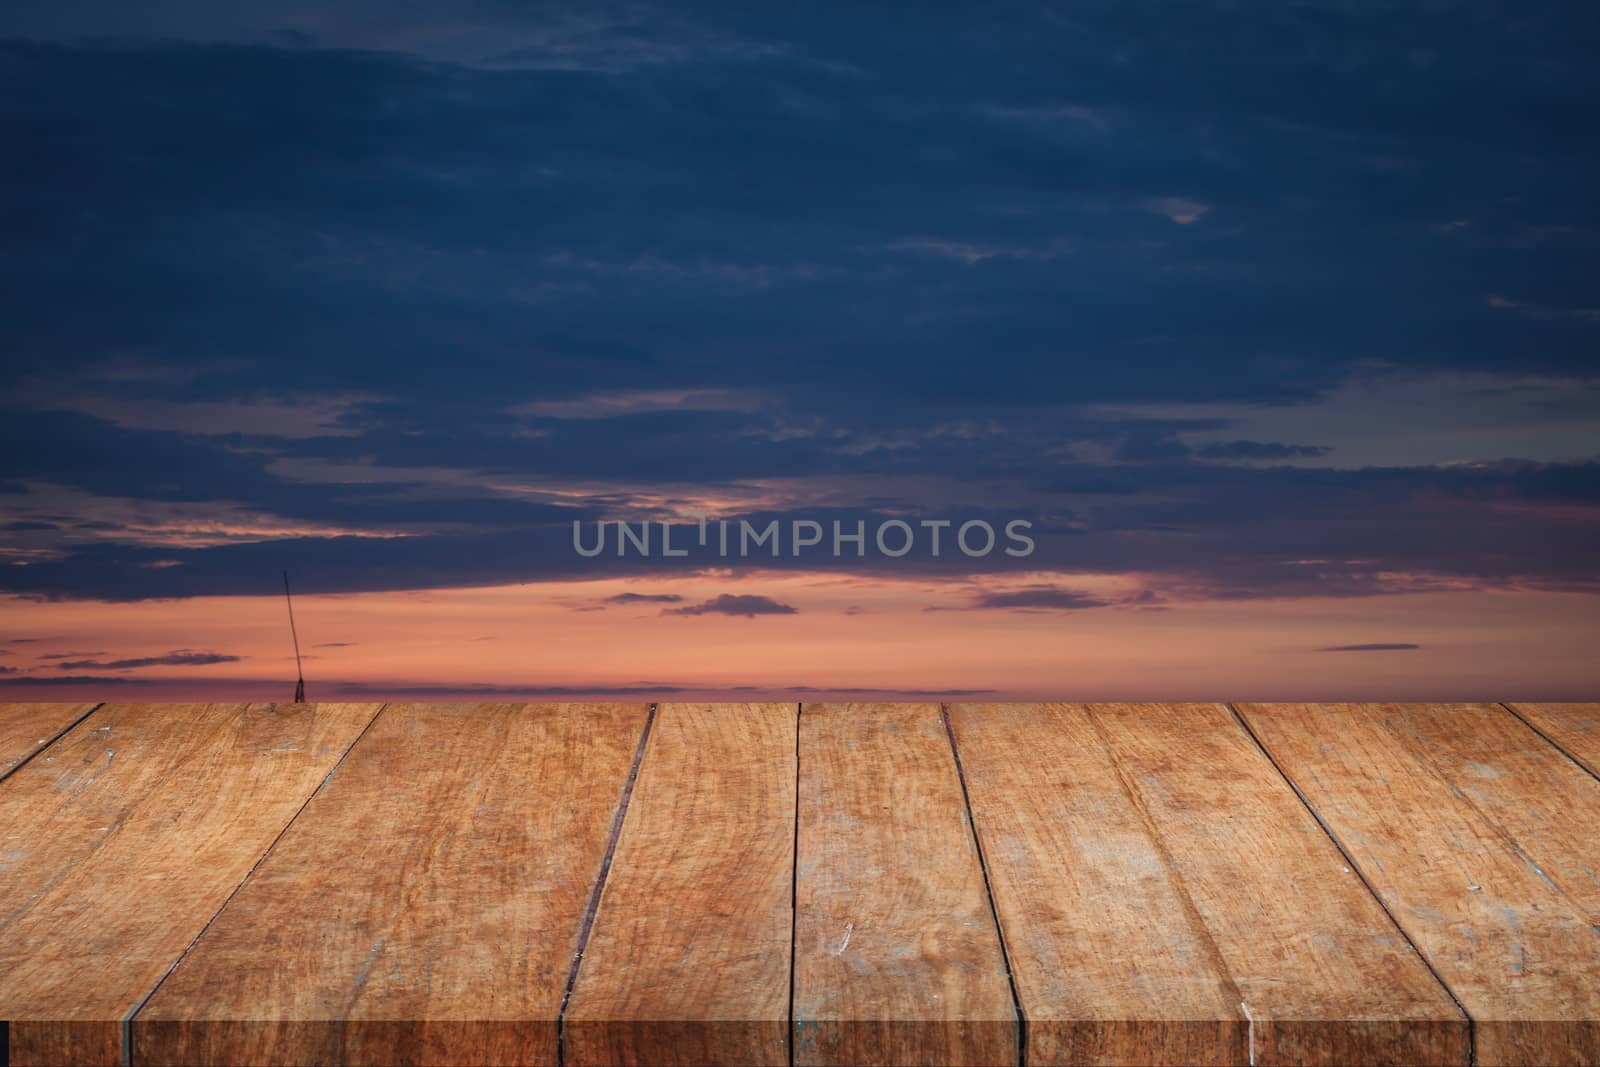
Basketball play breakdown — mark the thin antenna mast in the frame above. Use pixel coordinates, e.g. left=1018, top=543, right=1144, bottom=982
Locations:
left=283, top=571, right=306, bottom=703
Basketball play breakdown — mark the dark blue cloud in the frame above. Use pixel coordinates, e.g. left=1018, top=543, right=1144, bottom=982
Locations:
left=970, top=588, right=1112, bottom=611
left=4, top=8, right=1596, bottom=408
left=0, top=3, right=1596, bottom=607
left=1196, top=441, right=1332, bottom=462
left=1319, top=643, right=1422, bottom=652
left=3, top=452, right=1596, bottom=603
left=51, top=650, right=241, bottom=670
left=0, top=674, right=142, bottom=686
left=664, top=594, right=798, bottom=617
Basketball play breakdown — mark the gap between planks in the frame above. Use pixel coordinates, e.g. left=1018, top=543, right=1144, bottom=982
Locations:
left=120, top=703, right=391, bottom=1067
left=940, top=703, right=1028, bottom=1067
left=0, top=702, right=104, bottom=786
left=1224, top=703, right=1477, bottom=1067
left=555, top=702, right=660, bottom=1067
left=1499, top=702, right=1600, bottom=787
left=789, top=703, right=800, bottom=1067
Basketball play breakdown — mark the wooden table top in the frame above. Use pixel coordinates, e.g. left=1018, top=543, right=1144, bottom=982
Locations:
left=1, top=701, right=1597, bottom=1067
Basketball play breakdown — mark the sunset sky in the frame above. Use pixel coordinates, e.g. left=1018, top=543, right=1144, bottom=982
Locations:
left=1, top=2, right=1597, bottom=700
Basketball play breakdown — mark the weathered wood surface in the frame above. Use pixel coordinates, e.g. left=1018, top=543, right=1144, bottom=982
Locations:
left=947, top=702, right=1468, bottom=1066
left=793, top=703, right=1015, bottom=1067
left=1239, top=702, right=1600, bottom=1066
left=0, top=702, right=95, bottom=780
left=5, top=699, right=1600, bottom=1067
left=1508, top=702, right=1600, bottom=780
left=132, top=702, right=650, bottom=1067
left=0, top=702, right=382, bottom=1066
left=563, top=703, right=796, bottom=1067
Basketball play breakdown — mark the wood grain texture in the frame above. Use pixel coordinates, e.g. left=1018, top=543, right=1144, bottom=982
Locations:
left=793, top=703, right=1015, bottom=1067
left=1239, top=702, right=1600, bottom=1066
left=0, top=702, right=96, bottom=779
left=564, top=703, right=796, bottom=1067
left=0, top=702, right=382, bottom=1067
left=133, top=702, right=649, bottom=1067
left=1508, top=702, right=1600, bottom=779
left=948, top=702, right=1468, bottom=1067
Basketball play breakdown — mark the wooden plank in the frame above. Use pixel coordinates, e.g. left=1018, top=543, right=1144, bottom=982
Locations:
left=564, top=703, right=795, bottom=1067
left=948, top=702, right=1467, bottom=1067
left=1238, top=702, right=1600, bottom=1066
left=0, top=702, right=96, bottom=780
left=1508, top=702, right=1600, bottom=779
left=132, top=703, right=649, bottom=1067
left=0, top=702, right=382, bottom=1067
left=793, top=703, right=1015, bottom=1067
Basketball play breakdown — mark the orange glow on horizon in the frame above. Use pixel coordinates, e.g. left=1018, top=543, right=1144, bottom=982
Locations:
left=2, top=573, right=1596, bottom=701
